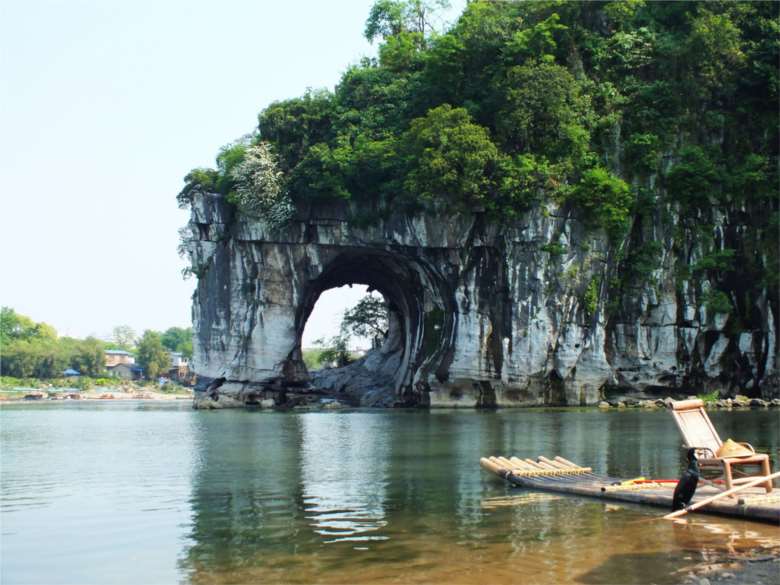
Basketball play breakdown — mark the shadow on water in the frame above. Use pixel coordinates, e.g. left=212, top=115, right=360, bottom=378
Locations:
left=577, top=518, right=780, bottom=585
left=177, top=408, right=779, bottom=584
left=576, top=552, right=690, bottom=585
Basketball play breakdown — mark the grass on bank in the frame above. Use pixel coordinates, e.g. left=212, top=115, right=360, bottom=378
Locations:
left=697, top=390, right=720, bottom=404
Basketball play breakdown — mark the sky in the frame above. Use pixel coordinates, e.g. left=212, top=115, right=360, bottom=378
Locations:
left=302, top=284, right=373, bottom=349
left=1, top=0, right=464, bottom=343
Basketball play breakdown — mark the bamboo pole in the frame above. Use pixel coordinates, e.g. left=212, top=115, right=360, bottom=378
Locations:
left=497, top=457, right=517, bottom=471
left=509, top=457, right=536, bottom=471
left=663, top=471, right=780, bottom=520
left=536, top=457, right=593, bottom=475
left=480, top=457, right=510, bottom=478
left=532, top=459, right=581, bottom=480
left=533, top=459, right=561, bottom=471
left=539, top=456, right=569, bottom=470
left=539, top=456, right=606, bottom=483
left=554, top=456, right=580, bottom=468
left=524, top=458, right=546, bottom=469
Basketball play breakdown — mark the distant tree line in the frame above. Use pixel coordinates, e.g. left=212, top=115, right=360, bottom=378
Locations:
left=0, top=307, right=193, bottom=380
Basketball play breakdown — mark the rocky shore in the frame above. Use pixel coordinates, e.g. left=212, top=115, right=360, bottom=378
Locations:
left=193, top=388, right=780, bottom=412
left=597, top=395, right=780, bottom=410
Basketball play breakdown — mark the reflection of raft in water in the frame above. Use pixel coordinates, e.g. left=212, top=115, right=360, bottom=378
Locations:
left=480, top=455, right=780, bottom=525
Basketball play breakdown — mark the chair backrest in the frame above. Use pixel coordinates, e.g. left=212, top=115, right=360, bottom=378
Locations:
left=670, top=399, right=722, bottom=453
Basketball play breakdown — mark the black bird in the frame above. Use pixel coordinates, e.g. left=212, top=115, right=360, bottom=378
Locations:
left=672, top=448, right=700, bottom=511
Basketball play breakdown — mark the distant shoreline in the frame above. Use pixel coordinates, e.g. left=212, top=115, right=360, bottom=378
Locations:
left=0, top=396, right=192, bottom=405
left=0, top=388, right=193, bottom=405
left=0, top=377, right=193, bottom=405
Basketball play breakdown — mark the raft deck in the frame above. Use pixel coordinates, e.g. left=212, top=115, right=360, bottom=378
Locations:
left=480, top=455, right=780, bottom=525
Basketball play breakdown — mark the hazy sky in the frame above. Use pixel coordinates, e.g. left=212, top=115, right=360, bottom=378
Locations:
left=1, top=0, right=464, bottom=343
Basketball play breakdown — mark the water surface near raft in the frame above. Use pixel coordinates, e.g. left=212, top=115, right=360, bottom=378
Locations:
left=2, top=403, right=778, bottom=584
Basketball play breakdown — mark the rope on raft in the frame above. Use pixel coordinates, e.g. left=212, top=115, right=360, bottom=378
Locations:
left=601, top=481, right=671, bottom=492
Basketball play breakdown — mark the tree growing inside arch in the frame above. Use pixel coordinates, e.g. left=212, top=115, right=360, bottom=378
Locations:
left=340, top=293, right=389, bottom=349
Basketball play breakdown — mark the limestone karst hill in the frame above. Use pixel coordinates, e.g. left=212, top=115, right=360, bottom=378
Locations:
left=178, top=1, right=778, bottom=408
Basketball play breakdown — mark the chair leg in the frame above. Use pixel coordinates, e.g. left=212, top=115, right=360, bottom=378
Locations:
left=761, top=458, right=773, bottom=494
left=723, top=462, right=734, bottom=494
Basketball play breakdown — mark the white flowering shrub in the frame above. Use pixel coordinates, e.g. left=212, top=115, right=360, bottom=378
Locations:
left=229, top=142, right=295, bottom=228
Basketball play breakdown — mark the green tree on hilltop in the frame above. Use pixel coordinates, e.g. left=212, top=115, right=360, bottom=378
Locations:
left=177, top=0, right=778, bottom=262
left=401, top=104, right=499, bottom=209
left=364, top=0, right=451, bottom=44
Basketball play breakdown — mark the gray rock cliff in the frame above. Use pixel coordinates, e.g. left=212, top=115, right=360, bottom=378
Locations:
left=181, top=192, right=778, bottom=408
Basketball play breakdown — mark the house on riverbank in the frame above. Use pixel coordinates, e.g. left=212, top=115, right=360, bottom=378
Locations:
left=168, top=352, right=191, bottom=384
left=104, top=350, right=135, bottom=367
left=107, top=363, right=144, bottom=380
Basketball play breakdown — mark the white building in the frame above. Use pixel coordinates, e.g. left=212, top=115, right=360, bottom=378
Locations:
left=169, top=352, right=189, bottom=368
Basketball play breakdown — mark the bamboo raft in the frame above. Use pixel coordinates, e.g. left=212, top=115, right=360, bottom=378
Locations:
left=480, top=455, right=780, bottom=525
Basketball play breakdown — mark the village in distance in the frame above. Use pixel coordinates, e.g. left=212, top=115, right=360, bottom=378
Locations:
left=0, top=307, right=195, bottom=402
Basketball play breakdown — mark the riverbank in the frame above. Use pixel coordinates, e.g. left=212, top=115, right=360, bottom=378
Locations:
left=195, top=389, right=780, bottom=411
left=5, top=376, right=779, bottom=412
left=0, top=391, right=193, bottom=404
left=0, top=376, right=192, bottom=403
left=597, top=395, right=780, bottom=410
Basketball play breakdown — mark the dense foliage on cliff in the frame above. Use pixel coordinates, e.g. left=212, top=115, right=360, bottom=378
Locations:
left=181, top=1, right=777, bottom=235
left=179, top=0, right=779, bottom=329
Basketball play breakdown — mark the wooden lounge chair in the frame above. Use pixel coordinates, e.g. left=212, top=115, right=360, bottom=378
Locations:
left=670, top=399, right=773, bottom=494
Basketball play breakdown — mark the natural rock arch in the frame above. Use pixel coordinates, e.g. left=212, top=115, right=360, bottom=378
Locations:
left=183, top=194, right=779, bottom=408
left=289, top=249, right=455, bottom=406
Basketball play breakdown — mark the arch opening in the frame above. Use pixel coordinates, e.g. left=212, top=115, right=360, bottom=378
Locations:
left=284, top=249, right=455, bottom=407
left=302, top=285, right=391, bottom=367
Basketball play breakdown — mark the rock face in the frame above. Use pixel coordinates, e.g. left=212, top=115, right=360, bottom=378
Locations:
left=181, top=192, right=778, bottom=408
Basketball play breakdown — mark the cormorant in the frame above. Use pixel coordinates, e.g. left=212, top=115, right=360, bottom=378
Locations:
left=671, top=448, right=700, bottom=511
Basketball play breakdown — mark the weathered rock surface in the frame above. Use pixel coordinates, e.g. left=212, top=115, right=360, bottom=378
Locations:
left=181, top=193, right=779, bottom=408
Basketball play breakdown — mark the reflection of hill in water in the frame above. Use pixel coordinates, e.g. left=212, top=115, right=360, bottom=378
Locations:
left=300, top=414, right=391, bottom=543
left=181, top=412, right=305, bottom=575
left=178, top=410, right=780, bottom=584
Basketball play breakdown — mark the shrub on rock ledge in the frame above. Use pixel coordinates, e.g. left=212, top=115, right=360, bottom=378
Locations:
left=227, top=143, right=295, bottom=228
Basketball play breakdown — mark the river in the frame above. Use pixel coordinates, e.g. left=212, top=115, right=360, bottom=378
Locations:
left=1, top=403, right=778, bottom=584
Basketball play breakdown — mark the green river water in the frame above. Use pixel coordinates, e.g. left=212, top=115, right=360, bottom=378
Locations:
left=1, top=403, right=778, bottom=584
